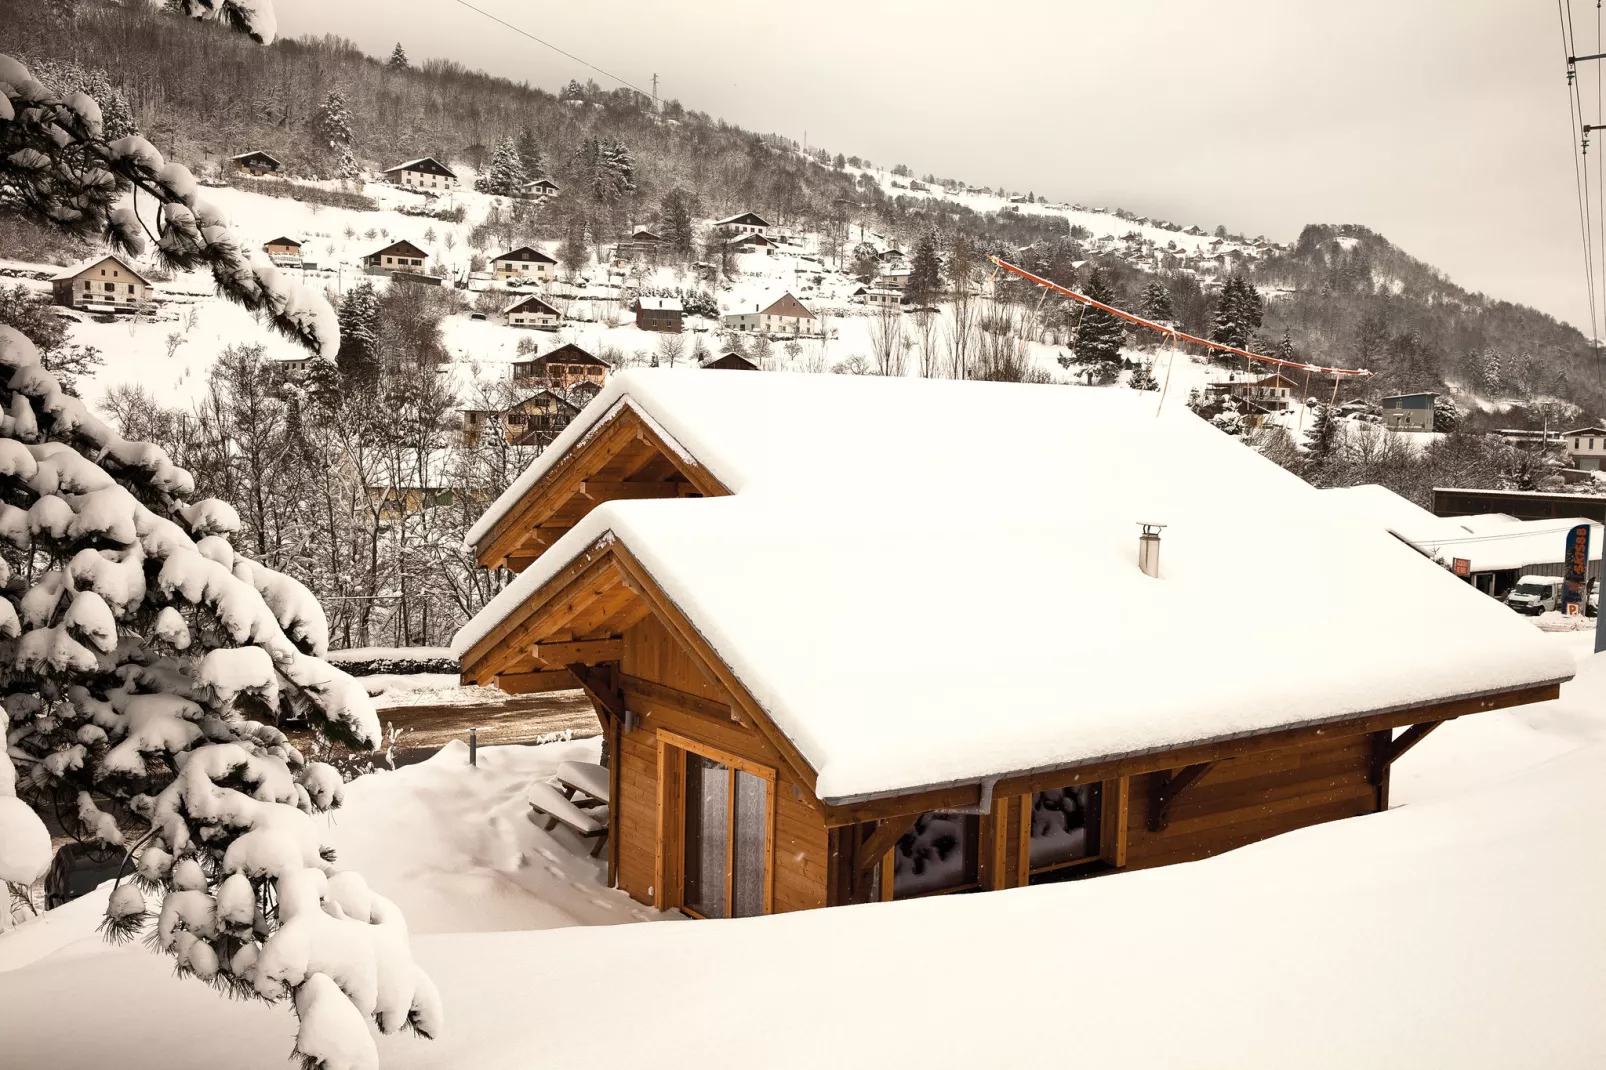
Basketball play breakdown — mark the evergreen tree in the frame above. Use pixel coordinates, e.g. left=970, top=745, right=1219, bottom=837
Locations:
left=336, top=282, right=381, bottom=382
left=1305, top=401, right=1341, bottom=459
left=906, top=231, right=942, bottom=308
left=1071, top=268, right=1125, bottom=384
left=1129, top=360, right=1160, bottom=392
left=0, top=322, right=440, bottom=1067
left=561, top=78, right=585, bottom=101
left=388, top=42, right=409, bottom=69
left=1275, top=327, right=1297, bottom=364
left=313, top=89, right=355, bottom=153
left=573, top=136, right=636, bottom=205
left=1433, top=395, right=1461, bottom=432
left=1210, top=273, right=1263, bottom=356
left=474, top=135, right=528, bottom=196
left=516, top=129, right=544, bottom=180
left=25, top=59, right=138, bottom=141
left=1211, top=397, right=1246, bottom=436
left=1140, top=280, right=1174, bottom=322
left=1480, top=347, right=1504, bottom=393
left=660, top=187, right=699, bottom=259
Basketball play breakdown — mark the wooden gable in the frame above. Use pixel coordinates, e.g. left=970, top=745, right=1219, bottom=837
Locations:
left=371, top=240, right=428, bottom=260
left=495, top=246, right=556, bottom=264
left=761, top=293, right=815, bottom=320
left=507, top=296, right=560, bottom=317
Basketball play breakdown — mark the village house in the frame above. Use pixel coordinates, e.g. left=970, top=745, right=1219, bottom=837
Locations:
left=636, top=296, right=684, bottom=333
left=1380, top=392, right=1438, bottom=432
left=721, top=292, right=822, bottom=337
left=568, top=379, right=604, bottom=409
left=230, top=150, right=280, bottom=176
left=614, top=229, right=665, bottom=263
left=875, top=267, right=912, bottom=291
left=51, top=255, right=152, bottom=313
left=492, top=246, right=557, bottom=283
left=501, top=389, right=582, bottom=448
left=506, top=295, right=563, bottom=330
left=866, top=288, right=902, bottom=311
left=712, top=211, right=772, bottom=237
left=725, top=232, right=777, bottom=256
left=512, top=343, right=611, bottom=391
left=1222, top=373, right=1298, bottom=413
left=383, top=157, right=457, bottom=191
left=263, top=236, right=302, bottom=261
left=526, top=177, right=560, bottom=199
left=362, top=240, right=429, bottom=274
left=702, top=352, right=761, bottom=371
left=1565, top=426, right=1606, bottom=471
left=453, top=373, right=1571, bottom=919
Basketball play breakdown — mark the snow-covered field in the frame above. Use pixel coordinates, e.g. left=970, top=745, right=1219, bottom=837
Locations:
left=3, top=628, right=1604, bottom=1068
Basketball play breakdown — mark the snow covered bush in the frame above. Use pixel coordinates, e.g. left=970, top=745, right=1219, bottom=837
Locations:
left=0, top=54, right=337, bottom=359
left=0, top=325, right=438, bottom=1068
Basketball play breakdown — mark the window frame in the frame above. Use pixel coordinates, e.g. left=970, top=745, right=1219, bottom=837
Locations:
left=655, top=729, right=777, bottom=918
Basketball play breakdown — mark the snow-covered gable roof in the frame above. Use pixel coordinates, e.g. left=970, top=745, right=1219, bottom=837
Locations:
left=384, top=157, right=456, bottom=178
left=506, top=296, right=560, bottom=317
left=760, top=293, right=815, bottom=320
left=715, top=212, right=771, bottom=227
left=725, top=232, right=775, bottom=247
left=456, top=373, right=1573, bottom=802
left=53, top=255, right=152, bottom=286
left=638, top=296, right=683, bottom=312
left=1565, top=426, right=1606, bottom=436
left=231, top=150, right=280, bottom=166
left=367, top=240, right=428, bottom=260
left=264, top=236, right=301, bottom=248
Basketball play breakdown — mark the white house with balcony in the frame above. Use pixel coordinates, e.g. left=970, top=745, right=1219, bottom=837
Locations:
left=1567, top=426, right=1606, bottom=471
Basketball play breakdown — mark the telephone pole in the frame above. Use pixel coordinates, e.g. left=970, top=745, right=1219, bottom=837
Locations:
left=651, top=72, right=658, bottom=110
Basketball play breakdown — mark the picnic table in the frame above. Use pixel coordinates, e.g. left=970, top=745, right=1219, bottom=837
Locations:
left=554, top=760, right=610, bottom=807
left=526, top=780, right=609, bottom=857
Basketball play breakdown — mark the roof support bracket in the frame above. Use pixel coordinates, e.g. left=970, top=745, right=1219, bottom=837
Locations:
left=567, top=661, right=625, bottom=726
left=1149, top=761, right=1216, bottom=833
left=1371, top=720, right=1446, bottom=784
left=856, top=814, right=919, bottom=875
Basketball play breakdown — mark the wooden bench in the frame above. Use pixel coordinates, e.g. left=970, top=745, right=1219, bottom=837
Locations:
left=554, top=760, right=610, bottom=807
left=527, top=780, right=609, bottom=857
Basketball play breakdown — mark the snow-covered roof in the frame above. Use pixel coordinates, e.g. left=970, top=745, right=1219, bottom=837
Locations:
left=638, top=296, right=683, bottom=312
left=384, top=157, right=456, bottom=178
left=714, top=211, right=771, bottom=227
left=457, top=373, right=1573, bottom=802
left=51, top=255, right=152, bottom=286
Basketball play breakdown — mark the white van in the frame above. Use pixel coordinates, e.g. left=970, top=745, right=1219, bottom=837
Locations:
left=1506, top=575, right=1563, bottom=616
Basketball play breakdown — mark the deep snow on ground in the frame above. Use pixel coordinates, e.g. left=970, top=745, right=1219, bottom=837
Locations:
left=2, top=626, right=1604, bottom=1068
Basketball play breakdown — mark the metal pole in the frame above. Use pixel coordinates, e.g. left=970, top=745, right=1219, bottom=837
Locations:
left=469, top=727, right=478, bottom=766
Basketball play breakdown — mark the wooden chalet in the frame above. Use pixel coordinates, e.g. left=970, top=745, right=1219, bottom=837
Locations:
left=263, top=236, right=302, bottom=258
left=384, top=157, right=457, bottom=191
left=231, top=150, right=280, bottom=176
left=511, top=343, right=610, bottom=391
left=526, top=177, right=560, bottom=199
left=492, top=246, right=557, bottom=282
left=712, top=211, right=771, bottom=236
left=454, top=373, right=1572, bottom=919
left=615, top=229, right=665, bottom=262
left=725, top=232, right=777, bottom=256
left=51, top=255, right=152, bottom=313
left=363, top=240, right=428, bottom=274
left=635, top=296, right=683, bottom=333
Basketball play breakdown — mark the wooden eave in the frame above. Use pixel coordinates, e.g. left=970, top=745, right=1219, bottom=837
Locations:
left=473, top=402, right=730, bottom=573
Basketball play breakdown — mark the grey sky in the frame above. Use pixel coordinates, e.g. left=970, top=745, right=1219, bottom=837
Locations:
left=279, top=0, right=1591, bottom=334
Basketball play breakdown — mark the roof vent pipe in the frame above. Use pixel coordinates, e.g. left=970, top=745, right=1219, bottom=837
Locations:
left=1138, top=522, right=1166, bottom=578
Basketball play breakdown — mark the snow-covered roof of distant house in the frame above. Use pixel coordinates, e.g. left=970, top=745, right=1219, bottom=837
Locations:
left=507, top=295, right=560, bottom=316
left=263, top=236, right=301, bottom=248
left=367, top=240, right=428, bottom=260
left=231, top=150, right=280, bottom=165
left=526, top=177, right=559, bottom=189
left=638, top=296, right=683, bottom=312
left=384, top=157, right=456, bottom=178
left=52, top=255, right=152, bottom=286
left=725, top=231, right=775, bottom=246
left=1565, top=426, right=1606, bottom=436
left=877, top=267, right=912, bottom=277
left=456, top=373, right=1573, bottom=802
left=865, top=288, right=901, bottom=297
left=714, top=211, right=771, bottom=227
left=1383, top=392, right=1439, bottom=401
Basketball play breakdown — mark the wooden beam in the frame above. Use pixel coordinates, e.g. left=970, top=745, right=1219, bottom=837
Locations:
left=493, top=669, right=580, bottom=694
left=1381, top=721, right=1443, bottom=767
left=856, top=815, right=918, bottom=874
left=567, top=662, right=625, bottom=723
left=817, top=681, right=1562, bottom=827
left=1149, top=761, right=1215, bottom=833
left=531, top=637, right=623, bottom=667
left=579, top=480, right=686, bottom=501
left=621, top=673, right=734, bottom=722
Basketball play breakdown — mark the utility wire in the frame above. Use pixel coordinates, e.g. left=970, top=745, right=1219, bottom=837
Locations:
left=442, top=0, right=652, bottom=98
left=1560, top=0, right=1601, bottom=386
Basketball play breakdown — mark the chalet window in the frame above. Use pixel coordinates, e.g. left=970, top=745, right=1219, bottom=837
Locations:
left=1028, top=784, right=1101, bottom=874
left=892, top=812, right=980, bottom=898
left=679, top=748, right=772, bottom=918
left=104, top=282, right=115, bottom=292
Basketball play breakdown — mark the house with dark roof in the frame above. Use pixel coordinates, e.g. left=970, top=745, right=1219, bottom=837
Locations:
left=702, top=352, right=761, bottom=371
left=263, top=236, right=303, bottom=259
left=512, top=343, right=610, bottom=391
left=725, top=232, right=776, bottom=256
left=526, top=177, right=560, bottom=199
left=506, top=295, right=563, bottom=330
left=722, top=292, right=820, bottom=337
left=383, top=157, right=457, bottom=191
left=492, top=246, right=557, bottom=283
left=712, top=211, right=772, bottom=236
left=231, top=150, right=280, bottom=176
left=362, top=240, right=429, bottom=274
left=51, top=255, right=153, bottom=313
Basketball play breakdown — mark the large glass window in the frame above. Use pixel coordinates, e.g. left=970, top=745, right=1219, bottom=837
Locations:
left=892, top=812, right=979, bottom=899
left=1029, top=784, right=1102, bottom=872
left=680, top=750, right=771, bottom=918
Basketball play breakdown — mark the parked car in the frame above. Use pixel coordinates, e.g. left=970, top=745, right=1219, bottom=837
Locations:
left=1506, top=575, right=1563, bottom=616
left=44, top=843, right=125, bottom=909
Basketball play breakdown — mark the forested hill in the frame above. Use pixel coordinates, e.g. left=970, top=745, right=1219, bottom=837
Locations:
left=1251, top=225, right=1600, bottom=422
left=4, top=0, right=1600, bottom=425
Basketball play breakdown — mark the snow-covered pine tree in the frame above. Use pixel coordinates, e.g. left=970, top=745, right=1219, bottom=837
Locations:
left=1209, top=273, right=1263, bottom=356
left=1070, top=268, right=1125, bottom=384
left=0, top=324, right=439, bottom=1067
left=388, top=43, right=409, bottom=70
left=1140, top=280, right=1174, bottom=322
left=561, top=79, right=585, bottom=102
left=1480, top=347, right=1503, bottom=393
left=0, top=55, right=338, bottom=360
left=907, top=231, right=942, bottom=308
left=1275, top=327, right=1296, bottom=364
left=474, top=136, right=528, bottom=197
left=515, top=130, right=544, bottom=183
left=1433, top=395, right=1461, bottom=433
left=24, top=59, right=138, bottom=141
left=168, top=0, right=279, bottom=44
left=1211, top=397, right=1246, bottom=436
left=1305, top=400, right=1340, bottom=459
left=336, top=282, right=382, bottom=383
left=1129, top=360, right=1160, bottom=392
left=314, top=90, right=355, bottom=151
left=660, top=187, right=698, bottom=259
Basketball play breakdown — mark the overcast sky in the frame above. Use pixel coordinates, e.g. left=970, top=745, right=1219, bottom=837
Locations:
left=278, top=0, right=1592, bottom=333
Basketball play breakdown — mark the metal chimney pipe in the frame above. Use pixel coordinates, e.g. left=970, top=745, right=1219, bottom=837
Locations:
left=1138, top=522, right=1166, bottom=578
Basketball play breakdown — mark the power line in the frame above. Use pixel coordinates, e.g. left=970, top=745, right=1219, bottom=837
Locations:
left=1560, top=0, right=1602, bottom=388
left=441, top=0, right=651, bottom=98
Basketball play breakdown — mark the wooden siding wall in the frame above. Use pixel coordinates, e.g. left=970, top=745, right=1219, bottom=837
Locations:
left=1121, top=731, right=1380, bottom=871
left=615, top=615, right=830, bottom=913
